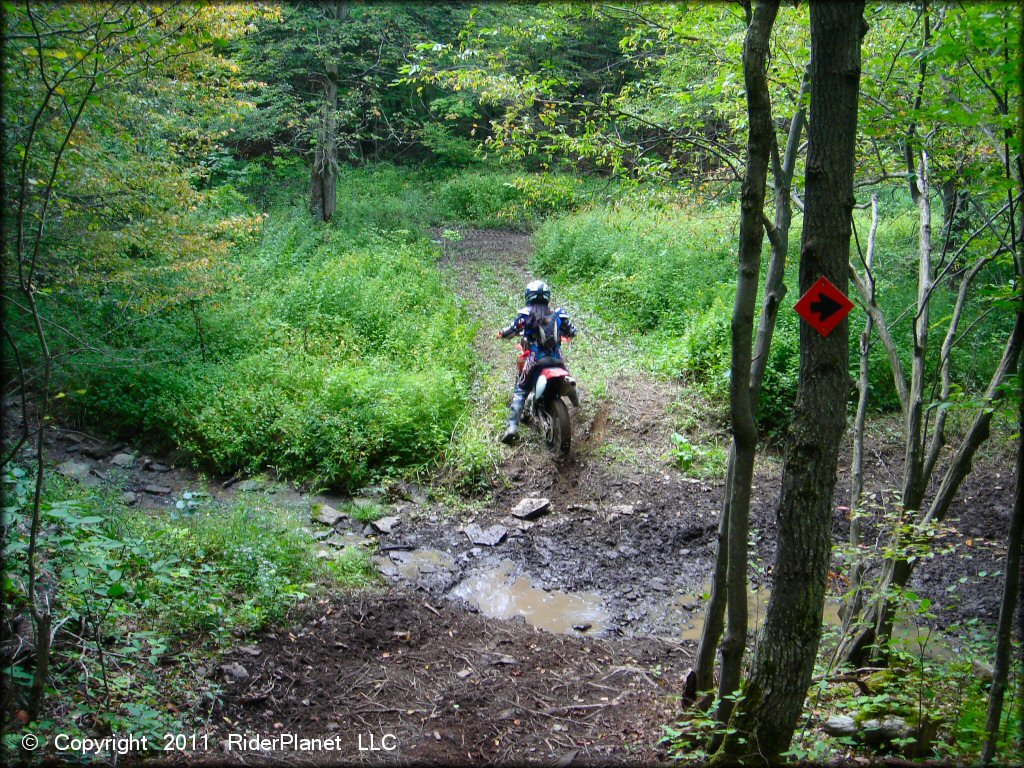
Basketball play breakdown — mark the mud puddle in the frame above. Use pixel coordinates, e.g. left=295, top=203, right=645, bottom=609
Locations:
left=450, top=559, right=610, bottom=636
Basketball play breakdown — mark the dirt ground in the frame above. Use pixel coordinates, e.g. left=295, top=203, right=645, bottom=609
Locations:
left=23, top=228, right=1017, bottom=765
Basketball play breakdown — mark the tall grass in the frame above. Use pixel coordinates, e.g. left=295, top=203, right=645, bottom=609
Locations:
left=531, top=196, right=1013, bottom=433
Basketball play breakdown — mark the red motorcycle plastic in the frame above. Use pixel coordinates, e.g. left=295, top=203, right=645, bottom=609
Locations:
left=515, top=341, right=579, bottom=456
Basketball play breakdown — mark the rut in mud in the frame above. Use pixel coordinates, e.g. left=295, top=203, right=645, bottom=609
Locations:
left=38, top=229, right=1015, bottom=765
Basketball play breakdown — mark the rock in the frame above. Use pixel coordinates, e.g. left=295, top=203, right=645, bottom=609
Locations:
left=610, top=504, right=636, bottom=516
left=822, top=715, right=857, bottom=737
left=465, top=523, right=507, bottom=547
left=143, top=484, right=172, bottom=495
left=58, top=460, right=92, bottom=480
left=352, top=496, right=377, bottom=509
left=567, top=502, right=598, bottom=514
left=676, top=595, right=699, bottom=610
left=860, top=716, right=911, bottom=745
left=81, top=443, right=112, bottom=459
left=237, top=645, right=262, bottom=657
left=649, top=578, right=669, bottom=592
left=110, top=453, right=135, bottom=468
left=219, top=662, right=249, bottom=682
left=511, top=497, right=551, bottom=519
left=371, top=516, right=401, bottom=534
left=122, top=492, right=139, bottom=506
left=572, top=623, right=592, bottom=632
left=150, top=462, right=170, bottom=473
left=237, top=479, right=263, bottom=492
left=972, top=660, right=994, bottom=684
left=312, top=504, right=347, bottom=526
left=456, top=668, right=473, bottom=679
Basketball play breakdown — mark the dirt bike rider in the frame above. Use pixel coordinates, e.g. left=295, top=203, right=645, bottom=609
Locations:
left=496, top=280, right=578, bottom=444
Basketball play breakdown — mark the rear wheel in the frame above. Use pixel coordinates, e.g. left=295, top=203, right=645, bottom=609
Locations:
left=543, top=398, right=571, bottom=456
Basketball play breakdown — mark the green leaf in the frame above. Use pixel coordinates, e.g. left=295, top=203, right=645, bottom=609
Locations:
left=107, top=583, right=128, bottom=598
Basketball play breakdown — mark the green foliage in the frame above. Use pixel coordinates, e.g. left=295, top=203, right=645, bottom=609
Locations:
left=432, top=170, right=594, bottom=228
left=664, top=433, right=727, bottom=480
left=532, top=204, right=806, bottom=432
left=2, top=465, right=373, bottom=745
left=419, top=122, right=481, bottom=168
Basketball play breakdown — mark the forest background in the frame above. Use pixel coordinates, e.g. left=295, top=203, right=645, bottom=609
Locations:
left=2, top=1, right=1022, bottom=765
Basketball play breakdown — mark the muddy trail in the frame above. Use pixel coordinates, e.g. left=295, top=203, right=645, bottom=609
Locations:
left=36, top=229, right=1016, bottom=765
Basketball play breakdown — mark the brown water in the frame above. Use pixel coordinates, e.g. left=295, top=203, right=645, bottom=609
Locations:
left=451, top=559, right=610, bottom=636
left=375, top=548, right=457, bottom=580
left=676, top=584, right=782, bottom=642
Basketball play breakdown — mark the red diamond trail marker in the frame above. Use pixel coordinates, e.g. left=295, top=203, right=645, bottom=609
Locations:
left=794, top=276, right=854, bottom=337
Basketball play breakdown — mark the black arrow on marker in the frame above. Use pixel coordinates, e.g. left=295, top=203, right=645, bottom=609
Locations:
left=810, top=292, right=843, bottom=322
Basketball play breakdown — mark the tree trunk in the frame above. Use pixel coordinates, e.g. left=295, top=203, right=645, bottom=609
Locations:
left=693, top=54, right=808, bottom=708
left=713, top=3, right=866, bottom=762
left=711, top=0, right=780, bottom=735
left=981, top=349, right=1023, bottom=763
left=310, top=1, right=347, bottom=222
left=843, top=193, right=879, bottom=633
left=902, top=146, right=933, bottom=514
left=310, top=60, right=339, bottom=222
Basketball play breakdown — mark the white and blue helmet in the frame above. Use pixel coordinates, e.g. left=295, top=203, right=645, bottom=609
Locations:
left=525, top=280, right=551, bottom=306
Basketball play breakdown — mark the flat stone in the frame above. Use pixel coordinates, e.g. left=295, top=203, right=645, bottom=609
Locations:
left=312, top=504, right=347, bottom=526
left=58, top=460, right=92, bottom=480
left=567, top=502, right=598, bottom=514
left=143, top=484, right=172, bottom=495
left=237, top=645, right=262, bottom=657
left=610, top=504, right=636, bottom=516
left=371, top=516, right=401, bottom=534
left=511, top=497, right=551, bottom=519
left=219, top=662, right=249, bottom=682
left=325, top=533, right=372, bottom=549
left=237, top=479, right=263, bottom=492
left=822, top=714, right=857, bottom=737
left=150, top=462, right=170, bottom=472
left=465, top=523, right=507, bottom=547
left=122, top=492, right=139, bottom=506
left=860, top=716, right=911, bottom=745
left=110, top=453, right=135, bottom=468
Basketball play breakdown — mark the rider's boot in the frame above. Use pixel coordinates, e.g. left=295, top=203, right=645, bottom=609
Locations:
left=500, top=390, right=526, bottom=444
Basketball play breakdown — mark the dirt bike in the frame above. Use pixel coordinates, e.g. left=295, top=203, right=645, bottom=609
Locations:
left=516, top=341, right=579, bottom=456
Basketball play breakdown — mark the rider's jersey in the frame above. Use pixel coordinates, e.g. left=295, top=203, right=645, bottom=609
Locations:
left=499, top=306, right=577, bottom=359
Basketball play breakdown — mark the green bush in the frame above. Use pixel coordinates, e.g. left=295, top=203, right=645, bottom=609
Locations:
left=41, top=167, right=478, bottom=489
left=2, top=466, right=373, bottom=747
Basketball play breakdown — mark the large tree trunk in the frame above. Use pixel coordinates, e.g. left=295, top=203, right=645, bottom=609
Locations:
left=713, top=3, right=866, bottom=762
left=982, top=349, right=1024, bottom=763
left=693, top=54, right=808, bottom=707
left=711, top=0, right=780, bottom=735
